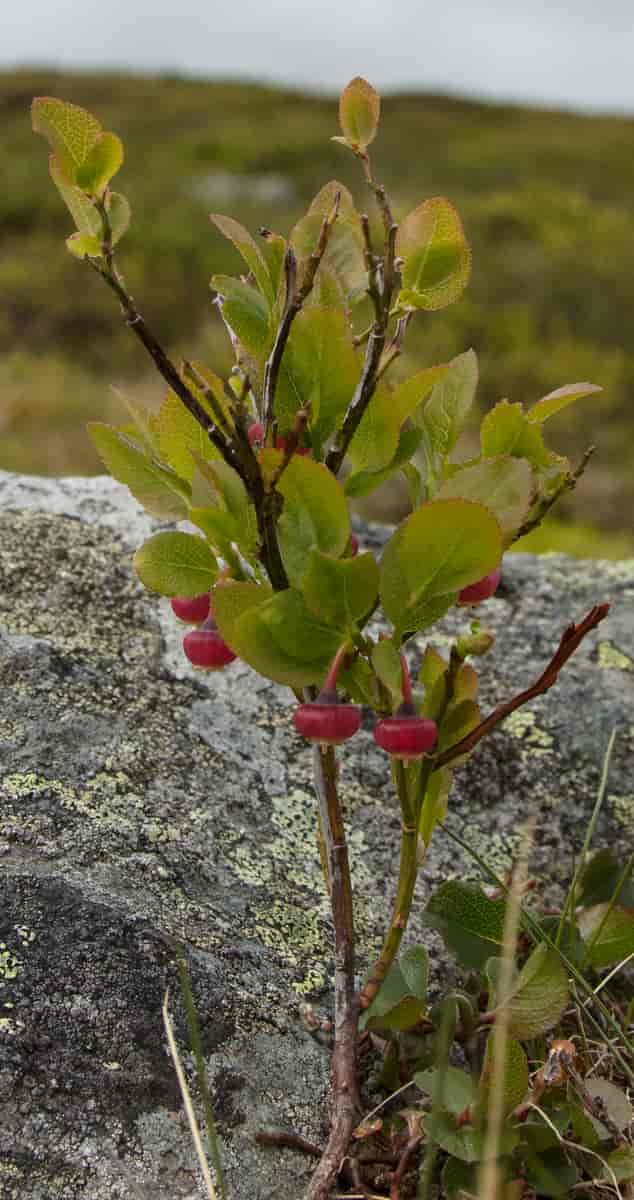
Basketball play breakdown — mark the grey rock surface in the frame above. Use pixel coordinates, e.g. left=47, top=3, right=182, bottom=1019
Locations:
left=0, top=469, right=632, bottom=1199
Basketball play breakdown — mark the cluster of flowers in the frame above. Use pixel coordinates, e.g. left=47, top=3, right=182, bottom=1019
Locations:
left=172, top=557, right=501, bottom=763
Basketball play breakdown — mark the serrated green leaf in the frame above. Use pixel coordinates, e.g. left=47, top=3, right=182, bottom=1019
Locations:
left=424, top=881, right=506, bottom=969
left=347, top=384, right=400, bottom=474
left=211, top=214, right=275, bottom=306
left=133, top=532, right=217, bottom=597
left=75, top=131, right=124, bottom=195
left=219, top=588, right=343, bottom=687
left=303, top=549, right=378, bottom=629
left=32, top=96, right=101, bottom=180
left=211, top=275, right=271, bottom=360
left=371, top=639, right=403, bottom=706
left=503, top=943, right=569, bottom=1038
left=277, top=456, right=350, bottom=589
left=480, top=400, right=549, bottom=468
left=338, top=76, right=380, bottom=150
left=157, top=389, right=221, bottom=481
left=345, top=426, right=422, bottom=498
left=291, top=181, right=366, bottom=302
left=416, top=1066, right=477, bottom=1115
left=380, top=498, right=502, bottom=635
left=414, top=350, right=479, bottom=496
left=527, top=381, right=602, bottom=424
left=436, top=457, right=533, bottom=544
left=399, top=944, right=429, bottom=999
left=578, top=904, right=634, bottom=968
left=66, top=232, right=102, bottom=259
left=478, top=1035, right=529, bottom=1116
left=276, top=306, right=359, bottom=445
left=259, top=229, right=287, bottom=301
left=88, top=422, right=189, bottom=520
left=396, top=197, right=471, bottom=311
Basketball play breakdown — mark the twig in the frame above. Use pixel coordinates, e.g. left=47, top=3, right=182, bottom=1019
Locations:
left=432, top=604, right=610, bottom=771
left=262, top=194, right=340, bottom=438
left=390, top=1134, right=422, bottom=1200
left=359, top=151, right=394, bottom=235
left=306, top=743, right=360, bottom=1200
left=255, top=1130, right=322, bottom=1158
left=376, top=313, right=412, bottom=382
left=513, top=447, right=595, bottom=543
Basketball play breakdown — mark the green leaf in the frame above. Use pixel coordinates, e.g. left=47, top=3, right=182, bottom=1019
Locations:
left=88, top=422, right=190, bottom=520
left=303, top=550, right=378, bottom=629
left=584, top=1079, right=633, bottom=1136
left=603, top=1145, right=634, bottom=1183
left=189, top=457, right=259, bottom=561
left=436, top=457, right=533, bottom=544
left=133, top=532, right=217, bottom=597
left=32, top=96, right=101, bottom=181
left=527, top=381, right=602, bottom=424
left=424, top=881, right=506, bottom=969
left=480, top=400, right=549, bottom=469
left=524, top=1148, right=577, bottom=1197
left=503, top=943, right=569, bottom=1039
left=210, top=580, right=272, bottom=648
left=454, top=662, right=479, bottom=702
left=347, top=384, right=400, bottom=474
left=478, top=1035, right=529, bottom=1115
left=359, top=945, right=428, bottom=1033
left=276, top=306, right=359, bottom=445
left=396, top=197, right=471, bottom=311
left=49, top=154, right=101, bottom=237
left=419, top=646, right=448, bottom=691
left=424, top=1111, right=492, bottom=1164
left=380, top=498, right=502, bottom=635
left=75, top=131, right=124, bottom=195
left=106, top=191, right=131, bottom=244
left=437, top=698, right=481, bottom=755
left=210, top=214, right=275, bottom=306
left=441, top=1157, right=477, bottom=1199
left=277, top=456, right=350, bottom=588
left=291, top=181, right=366, bottom=302
left=339, top=657, right=381, bottom=707
left=220, top=588, right=343, bottom=687
left=345, top=427, right=422, bottom=498
left=414, top=350, right=479, bottom=496
left=415, top=1066, right=477, bottom=1116
left=578, top=904, right=634, bottom=968
left=338, top=76, right=380, bottom=150
left=66, top=232, right=102, bottom=259
left=157, top=388, right=221, bottom=481
left=578, top=849, right=634, bottom=908
left=211, top=276, right=271, bottom=360
left=371, top=639, right=403, bottom=707
left=419, top=766, right=452, bottom=845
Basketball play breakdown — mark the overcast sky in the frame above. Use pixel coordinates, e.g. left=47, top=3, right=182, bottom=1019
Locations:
left=4, top=0, right=634, bottom=113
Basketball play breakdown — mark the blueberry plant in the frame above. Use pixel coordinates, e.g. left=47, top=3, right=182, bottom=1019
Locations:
left=32, top=80, right=634, bottom=1200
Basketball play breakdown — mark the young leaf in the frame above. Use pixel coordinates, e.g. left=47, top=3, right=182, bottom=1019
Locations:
left=345, top=427, right=422, bottom=498
left=419, top=646, right=448, bottom=690
left=210, top=214, right=275, bottom=306
left=371, top=639, right=403, bottom=707
left=302, top=550, right=379, bottom=629
left=380, top=498, right=502, bottom=634
left=276, top=306, right=359, bottom=445
left=527, top=381, right=602, bottom=424
left=290, top=181, right=366, bottom=302
left=49, top=155, right=102, bottom=237
left=106, top=191, right=131, bottom=244
left=390, top=363, right=451, bottom=425
left=66, top=232, right=102, bottom=260
left=32, top=96, right=101, bottom=181
left=437, top=698, right=481, bottom=755
left=75, top=131, right=124, bottom=195
left=502, top=943, right=569, bottom=1039
left=134, top=532, right=217, bottom=597
left=211, top=276, right=271, bottom=360
left=436, top=457, right=533, bottom=543
left=338, top=76, right=380, bottom=151
left=157, top=388, right=221, bottom=481
left=277, top=456, right=350, bottom=589
left=480, top=399, right=549, bottom=468
left=396, top=197, right=471, bottom=311
left=88, top=423, right=190, bottom=520
left=577, top=904, right=634, bottom=968
left=414, top=349, right=479, bottom=496
left=424, top=881, right=507, bottom=969
left=346, top=384, right=402, bottom=475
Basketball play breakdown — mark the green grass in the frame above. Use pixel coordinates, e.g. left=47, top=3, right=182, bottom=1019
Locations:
left=2, top=68, right=634, bottom=555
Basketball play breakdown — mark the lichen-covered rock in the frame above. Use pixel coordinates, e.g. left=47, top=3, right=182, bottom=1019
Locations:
left=0, top=470, right=632, bottom=1199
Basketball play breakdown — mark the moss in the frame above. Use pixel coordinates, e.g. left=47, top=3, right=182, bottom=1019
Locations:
left=597, top=641, right=633, bottom=671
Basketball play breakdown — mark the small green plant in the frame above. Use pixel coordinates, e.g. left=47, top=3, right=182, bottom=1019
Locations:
left=32, top=79, right=633, bottom=1199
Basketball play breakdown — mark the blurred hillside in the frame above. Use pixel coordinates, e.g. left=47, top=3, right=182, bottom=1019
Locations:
left=1, top=69, right=633, bottom=555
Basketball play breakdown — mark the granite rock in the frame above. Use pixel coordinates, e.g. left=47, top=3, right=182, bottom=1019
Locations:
left=0, top=470, right=632, bottom=1199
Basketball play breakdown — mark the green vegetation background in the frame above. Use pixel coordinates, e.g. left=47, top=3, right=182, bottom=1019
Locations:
left=2, top=70, right=633, bottom=556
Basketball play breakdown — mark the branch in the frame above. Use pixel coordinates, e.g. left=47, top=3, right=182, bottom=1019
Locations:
left=512, top=447, right=595, bottom=543
left=433, top=604, right=610, bottom=771
left=262, top=193, right=340, bottom=438
left=376, top=311, right=412, bottom=383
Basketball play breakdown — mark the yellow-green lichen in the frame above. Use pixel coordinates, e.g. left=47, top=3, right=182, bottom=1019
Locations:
left=502, top=708, right=554, bottom=755
left=0, top=945, right=22, bottom=981
left=0, top=719, right=25, bottom=743
left=457, top=824, right=523, bottom=879
left=609, top=792, right=634, bottom=836
left=0, top=1016, right=23, bottom=1035
left=2, top=772, right=76, bottom=804
left=598, top=641, right=633, bottom=671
